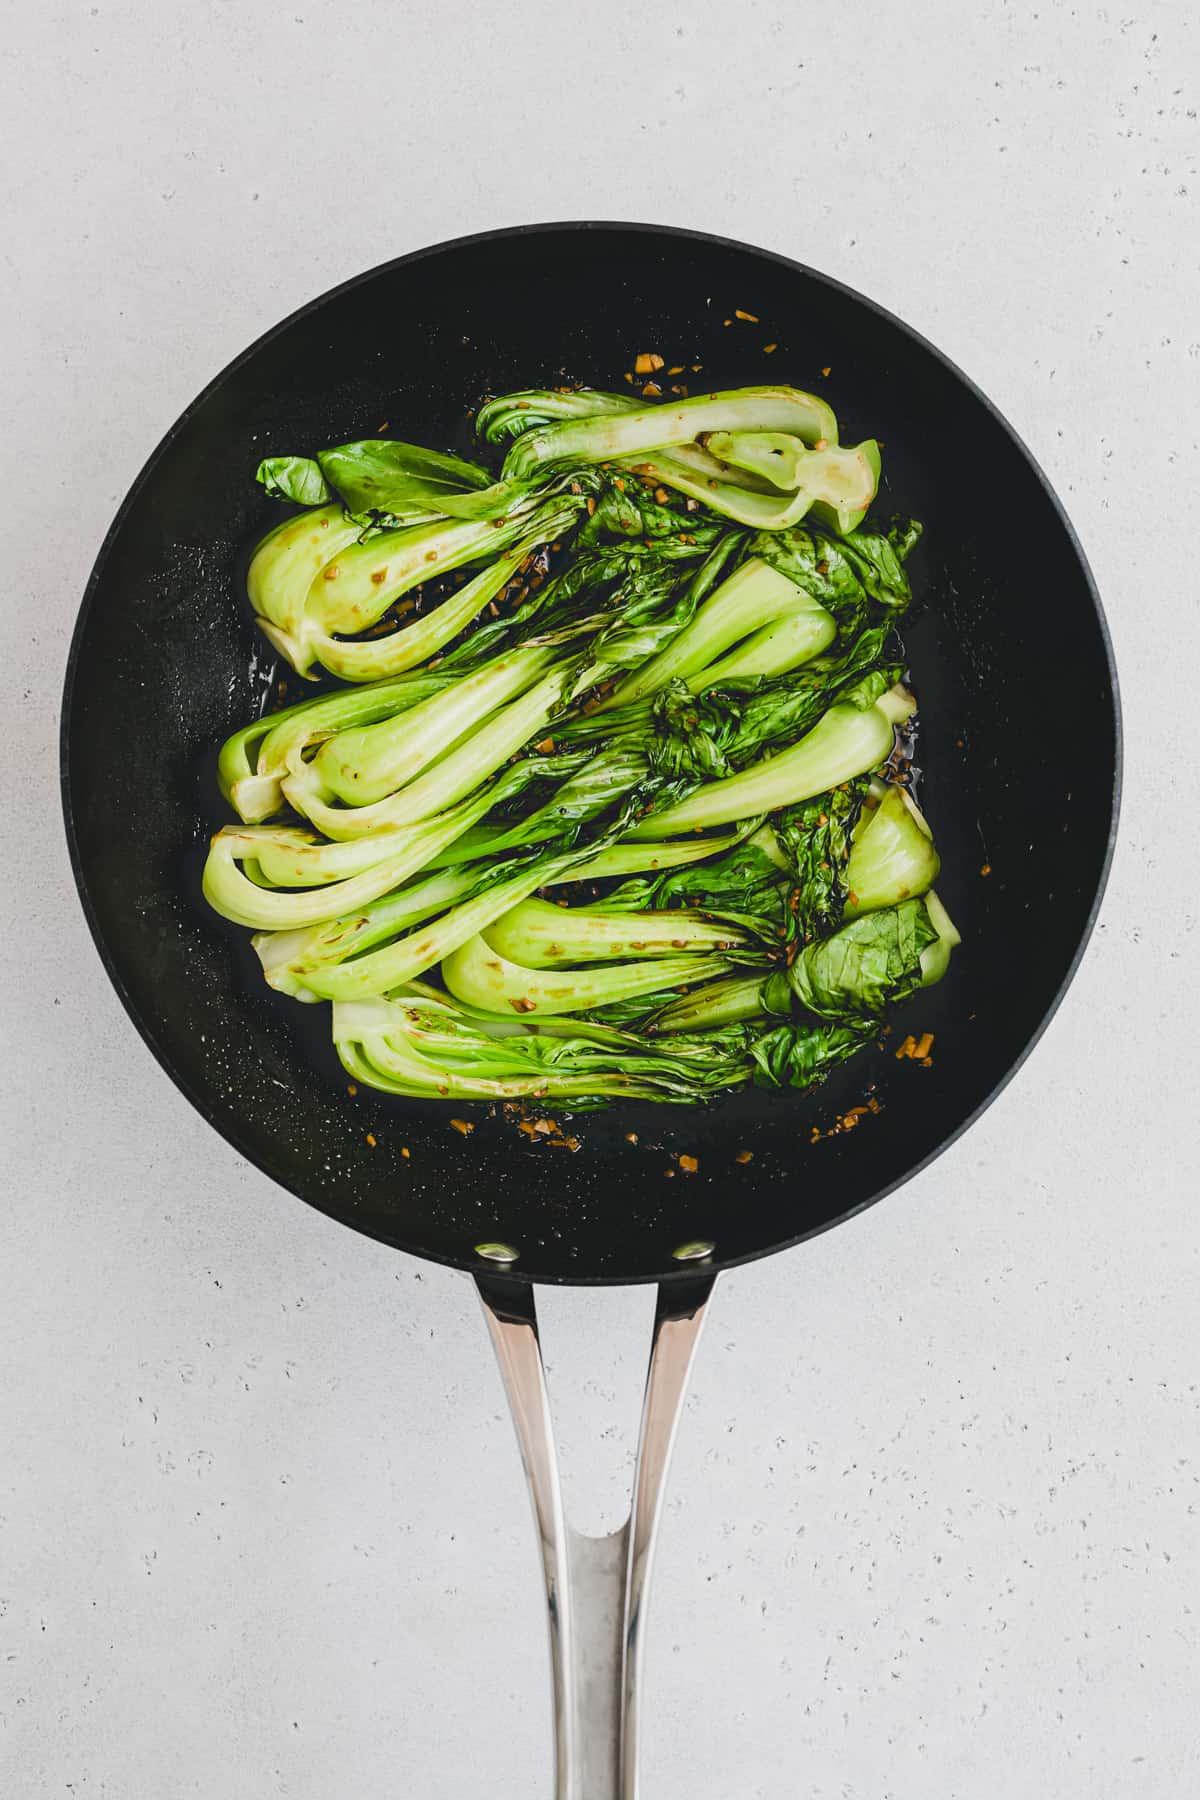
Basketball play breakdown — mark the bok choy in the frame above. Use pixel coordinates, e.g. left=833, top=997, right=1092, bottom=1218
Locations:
left=202, top=375, right=958, bottom=1115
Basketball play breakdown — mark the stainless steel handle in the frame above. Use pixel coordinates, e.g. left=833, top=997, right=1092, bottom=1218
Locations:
left=477, top=1272, right=716, bottom=1800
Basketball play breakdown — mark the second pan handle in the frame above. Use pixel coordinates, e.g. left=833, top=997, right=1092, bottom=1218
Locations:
left=476, top=1271, right=716, bottom=1800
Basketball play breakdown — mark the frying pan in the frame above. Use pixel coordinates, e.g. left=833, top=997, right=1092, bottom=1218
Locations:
left=61, top=223, right=1120, bottom=1798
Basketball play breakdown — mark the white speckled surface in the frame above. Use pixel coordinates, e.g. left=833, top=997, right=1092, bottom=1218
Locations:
left=3, top=3, right=1199, bottom=1794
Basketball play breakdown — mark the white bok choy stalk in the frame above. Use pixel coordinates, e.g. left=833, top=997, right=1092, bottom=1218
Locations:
left=304, top=643, right=557, bottom=807
left=291, top=830, right=655, bottom=1003
left=632, top=683, right=916, bottom=838
left=844, top=784, right=940, bottom=915
left=247, top=483, right=583, bottom=680
left=283, top=657, right=583, bottom=840
left=253, top=832, right=752, bottom=1003
left=202, top=753, right=562, bottom=931
left=216, top=670, right=453, bottom=824
left=253, top=866, right=483, bottom=999
left=704, top=432, right=881, bottom=535
left=330, top=989, right=756, bottom=1104
left=599, top=557, right=836, bottom=710
left=501, top=386, right=840, bottom=478
left=309, top=545, right=530, bottom=684
left=483, top=387, right=879, bottom=527
left=481, top=895, right=746, bottom=968
left=440, top=936, right=739, bottom=1019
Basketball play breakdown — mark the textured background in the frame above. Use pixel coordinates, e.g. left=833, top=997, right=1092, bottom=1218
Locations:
left=3, top=3, right=1198, bottom=1795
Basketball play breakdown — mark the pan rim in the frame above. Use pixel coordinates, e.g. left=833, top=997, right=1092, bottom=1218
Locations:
left=59, top=219, right=1123, bottom=1286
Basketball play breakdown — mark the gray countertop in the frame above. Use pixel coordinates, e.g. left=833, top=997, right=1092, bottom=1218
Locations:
left=3, top=3, right=1198, bottom=1794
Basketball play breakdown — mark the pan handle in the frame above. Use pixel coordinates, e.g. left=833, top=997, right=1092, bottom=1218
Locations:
left=476, top=1271, right=716, bottom=1800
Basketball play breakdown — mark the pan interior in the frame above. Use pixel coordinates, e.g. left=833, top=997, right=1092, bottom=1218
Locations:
left=62, top=225, right=1118, bottom=1283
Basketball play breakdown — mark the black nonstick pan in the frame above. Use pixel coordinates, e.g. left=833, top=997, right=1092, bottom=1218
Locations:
left=61, top=223, right=1120, bottom=1798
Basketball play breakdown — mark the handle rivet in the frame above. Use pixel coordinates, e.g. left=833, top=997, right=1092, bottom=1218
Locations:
left=476, top=1241, right=521, bottom=1264
left=672, top=1239, right=715, bottom=1262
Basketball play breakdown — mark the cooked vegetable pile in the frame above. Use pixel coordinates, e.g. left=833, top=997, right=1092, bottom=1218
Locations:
left=205, top=383, right=958, bottom=1106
